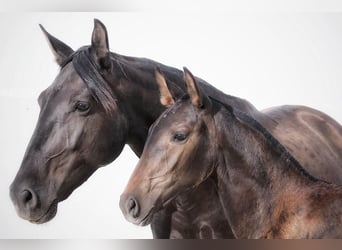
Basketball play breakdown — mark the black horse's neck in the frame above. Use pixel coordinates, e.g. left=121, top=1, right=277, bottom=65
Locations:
left=104, top=52, right=263, bottom=156
left=107, top=53, right=187, bottom=156
left=210, top=99, right=321, bottom=238
left=110, top=52, right=261, bottom=114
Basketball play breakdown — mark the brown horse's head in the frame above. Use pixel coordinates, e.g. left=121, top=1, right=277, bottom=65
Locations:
left=120, top=68, right=216, bottom=226
left=9, top=20, right=128, bottom=223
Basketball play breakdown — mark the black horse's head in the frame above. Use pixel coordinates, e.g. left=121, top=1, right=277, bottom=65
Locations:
left=10, top=20, right=128, bottom=223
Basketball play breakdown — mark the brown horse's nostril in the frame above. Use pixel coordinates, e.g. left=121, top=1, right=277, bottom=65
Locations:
left=20, top=189, right=38, bottom=209
left=126, top=197, right=140, bottom=218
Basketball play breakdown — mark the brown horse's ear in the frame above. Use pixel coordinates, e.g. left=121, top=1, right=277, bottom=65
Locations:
left=155, top=67, right=175, bottom=107
left=39, top=24, right=74, bottom=67
left=183, top=67, right=203, bottom=108
left=91, top=19, right=111, bottom=69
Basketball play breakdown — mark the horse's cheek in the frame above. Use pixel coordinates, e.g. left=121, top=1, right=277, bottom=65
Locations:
left=67, top=121, right=85, bottom=150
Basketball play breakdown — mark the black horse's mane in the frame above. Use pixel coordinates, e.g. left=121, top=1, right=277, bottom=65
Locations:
left=209, top=96, right=323, bottom=183
left=60, top=46, right=188, bottom=113
left=109, top=52, right=185, bottom=89
left=61, top=45, right=234, bottom=111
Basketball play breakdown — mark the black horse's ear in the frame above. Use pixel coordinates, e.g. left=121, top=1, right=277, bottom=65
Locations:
left=39, top=24, right=74, bottom=67
left=91, top=19, right=111, bottom=70
left=183, top=67, right=204, bottom=108
left=155, top=67, right=175, bottom=107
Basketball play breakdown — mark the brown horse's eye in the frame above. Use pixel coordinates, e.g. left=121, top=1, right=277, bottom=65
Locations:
left=75, top=102, right=90, bottom=112
left=173, top=132, right=188, bottom=142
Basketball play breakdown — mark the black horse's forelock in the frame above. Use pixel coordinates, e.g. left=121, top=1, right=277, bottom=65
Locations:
left=61, top=46, right=117, bottom=113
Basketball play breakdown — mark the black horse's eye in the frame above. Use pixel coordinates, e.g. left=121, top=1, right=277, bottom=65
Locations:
left=75, top=102, right=90, bottom=112
left=173, top=132, right=188, bottom=142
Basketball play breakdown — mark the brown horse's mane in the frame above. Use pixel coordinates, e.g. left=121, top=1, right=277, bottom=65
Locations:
left=209, top=96, right=323, bottom=184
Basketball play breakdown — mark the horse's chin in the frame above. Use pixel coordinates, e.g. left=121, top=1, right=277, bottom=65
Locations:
left=135, top=197, right=174, bottom=226
left=136, top=206, right=157, bottom=227
left=29, top=199, right=58, bottom=224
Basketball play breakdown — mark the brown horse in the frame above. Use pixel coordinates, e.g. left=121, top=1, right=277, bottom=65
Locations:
left=9, top=19, right=342, bottom=238
left=120, top=68, right=342, bottom=238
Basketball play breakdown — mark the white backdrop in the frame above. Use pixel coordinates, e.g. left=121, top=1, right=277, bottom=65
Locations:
left=1, top=12, right=342, bottom=239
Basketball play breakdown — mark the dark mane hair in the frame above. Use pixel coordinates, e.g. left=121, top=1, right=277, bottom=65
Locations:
left=60, top=46, right=117, bottom=113
left=110, top=52, right=185, bottom=90
left=209, top=97, right=323, bottom=183
left=60, top=46, right=189, bottom=112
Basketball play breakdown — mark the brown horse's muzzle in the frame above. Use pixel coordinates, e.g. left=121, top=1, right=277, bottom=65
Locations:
left=119, top=194, right=141, bottom=224
left=119, top=192, right=158, bottom=226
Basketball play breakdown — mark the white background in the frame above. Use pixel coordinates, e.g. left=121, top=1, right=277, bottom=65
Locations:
left=1, top=12, right=342, bottom=238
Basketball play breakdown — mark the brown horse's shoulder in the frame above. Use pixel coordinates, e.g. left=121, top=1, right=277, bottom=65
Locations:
left=288, top=183, right=342, bottom=238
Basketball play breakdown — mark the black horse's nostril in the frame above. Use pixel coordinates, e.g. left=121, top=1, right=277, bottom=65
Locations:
left=20, top=189, right=38, bottom=208
left=22, top=190, right=32, bottom=203
left=126, top=197, right=140, bottom=218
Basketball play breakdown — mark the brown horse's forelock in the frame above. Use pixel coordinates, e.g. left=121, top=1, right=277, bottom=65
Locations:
left=61, top=46, right=117, bottom=113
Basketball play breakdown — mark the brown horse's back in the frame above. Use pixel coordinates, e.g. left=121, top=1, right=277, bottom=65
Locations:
left=261, top=105, right=342, bottom=184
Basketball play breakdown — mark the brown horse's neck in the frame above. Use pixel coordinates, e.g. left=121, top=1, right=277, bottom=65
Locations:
left=106, top=52, right=262, bottom=156
left=211, top=104, right=320, bottom=238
